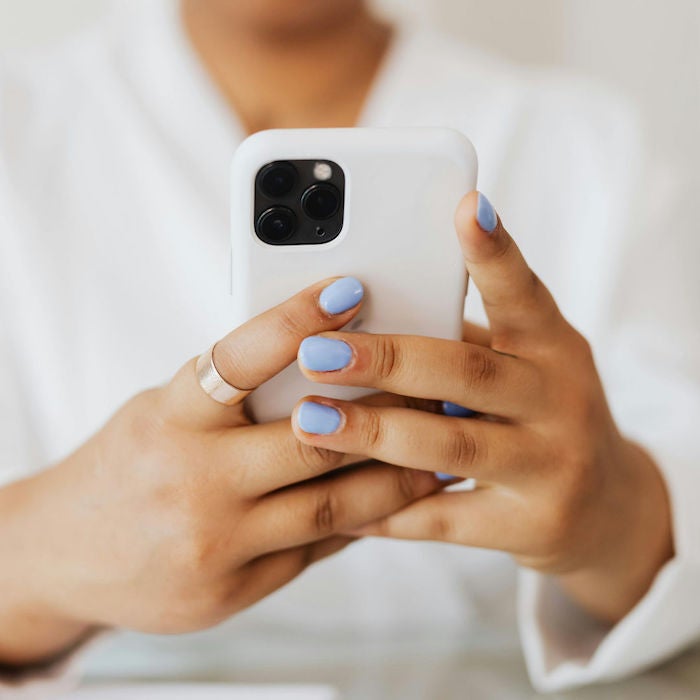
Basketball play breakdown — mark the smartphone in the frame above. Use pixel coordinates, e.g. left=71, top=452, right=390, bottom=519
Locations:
left=231, top=127, right=478, bottom=423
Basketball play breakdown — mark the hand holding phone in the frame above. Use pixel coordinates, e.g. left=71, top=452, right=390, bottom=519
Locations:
left=231, top=127, right=478, bottom=422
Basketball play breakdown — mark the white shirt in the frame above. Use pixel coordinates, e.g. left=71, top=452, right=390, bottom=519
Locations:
left=1, top=1, right=699, bottom=694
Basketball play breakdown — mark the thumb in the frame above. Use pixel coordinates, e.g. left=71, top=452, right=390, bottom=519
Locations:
left=456, top=191, right=562, bottom=338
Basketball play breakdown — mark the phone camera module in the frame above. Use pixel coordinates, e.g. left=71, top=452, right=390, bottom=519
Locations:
left=256, top=206, right=296, bottom=244
left=259, top=162, right=297, bottom=197
left=301, top=183, right=341, bottom=220
left=253, top=160, right=344, bottom=245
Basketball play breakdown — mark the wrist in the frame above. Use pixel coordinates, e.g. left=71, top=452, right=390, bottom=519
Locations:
left=0, top=465, right=98, bottom=666
left=557, top=439, right=673, bottom=624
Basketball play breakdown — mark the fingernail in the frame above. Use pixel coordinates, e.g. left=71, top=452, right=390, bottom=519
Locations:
left=299, top=337, right=353, bottom=372
left=476, top=193, right=498, bottom=234
left=442, top=401, right=477, bottom=418
left=297, top=402, right=342, bottom=435
left=320, top=277, right=364, bottom=315
left=435, top=472, right=457, bottom=482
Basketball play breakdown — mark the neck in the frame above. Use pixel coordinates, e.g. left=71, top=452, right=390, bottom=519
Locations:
left=182, top=2, right=392, bottom=134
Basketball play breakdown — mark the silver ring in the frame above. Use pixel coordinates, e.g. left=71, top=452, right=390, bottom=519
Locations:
left=195, top=344, right=252, bottom=406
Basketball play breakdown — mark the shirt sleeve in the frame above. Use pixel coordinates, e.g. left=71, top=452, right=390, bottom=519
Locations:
left=517, top=102, right=700, bottom=692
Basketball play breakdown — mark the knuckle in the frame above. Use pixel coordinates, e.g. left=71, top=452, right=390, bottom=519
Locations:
left=492, top=231, right=514, bottom=261
left=295, top=440, right=343, bottom=475
left=522, top=268, right=549, bottom=311
left=158, top=486, right=231, bottom=578
left=125, top=387, right=161, bottom=413
left=172, top=524, right=217, bottom=578
left=276, top=306, right=312, bottom=342
left=561, top=444, right=602, bottom=496
left=538, top=500, right=577, bottom=558
left=120, top=390, right=166, bottom=446
left=213, top=341, right=253, bottom=391
left=110, top=392, right=185, bottom=486
left=570, top=329, right=595, bottom=364
left=537, top=454, right=601, bottom=557
left=170, top=579, right=233, bottom=632
left=571, top=384, right=602, bottom=430
left=430, top=512, right=456, bottom=541
left=443, top=427, right=481, bottom=470
left=549, top=497, right=576, bottom=535
left=313, top=488, right=339, bottom=535
left=527, top=268, right=543, bottom=295
left=362, top=408, right=385, bottom=451
left=460, top=346, right=498, bottom=392
left=374, top=335, right=400, bottom=382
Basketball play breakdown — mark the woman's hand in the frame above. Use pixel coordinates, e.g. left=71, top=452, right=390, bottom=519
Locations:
left=291, top=193, right=674, bottom=624
left=0, top=277, right=440, bottom=667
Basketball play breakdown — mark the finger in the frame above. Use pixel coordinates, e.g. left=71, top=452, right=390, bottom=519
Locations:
left=292, top=399, right=540, bottom=482
left=297, top=332, right=541, bottom=419
left=164, top=276, right=365, bottom=429
left=456, top=192, right=565, bottom=341
left=246, top=462, right=441, bottom=555
left=353, top=490, right=525, bottom=552
left=231, top=536, right=356, bottom=614
left=223, top=393, right=443, bottom=497
left=225, top=420, right=364, bottom=497
left=462, top=320, right=491, bottom=347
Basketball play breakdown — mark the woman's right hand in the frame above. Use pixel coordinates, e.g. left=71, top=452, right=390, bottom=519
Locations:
left=0, top=277, right=439, bottom=667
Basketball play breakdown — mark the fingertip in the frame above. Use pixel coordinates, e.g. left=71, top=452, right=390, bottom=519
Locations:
left=298, top=335, right=353, bottom=374
left=476, top=193, right=498, bottom=234
left=455, top=191, right=480, bottom=236
left=293, top=398, right=344, bottom=436
left=455, top=191, right=503, bottom=261
left=291, top=399, right=312, bottom=439
left=456, top=189, right=499, bottom=229
left=318, top=276, right=365, bottom=316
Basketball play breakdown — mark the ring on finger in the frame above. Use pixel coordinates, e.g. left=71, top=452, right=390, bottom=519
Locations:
left=195, top=344, right=253, bottom=406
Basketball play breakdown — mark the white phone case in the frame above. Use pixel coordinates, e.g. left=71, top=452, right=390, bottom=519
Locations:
left=231, top=127, right=478, bottom=423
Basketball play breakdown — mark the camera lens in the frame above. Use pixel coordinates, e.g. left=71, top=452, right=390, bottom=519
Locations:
left=259, top=162, right=297, bottom=198
left=301, top=184, right=341, bottom=220
left=256, top=207, right=296, bottom=243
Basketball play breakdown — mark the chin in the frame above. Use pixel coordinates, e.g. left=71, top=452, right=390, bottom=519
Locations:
left=206, top=0, right=366, bottom=36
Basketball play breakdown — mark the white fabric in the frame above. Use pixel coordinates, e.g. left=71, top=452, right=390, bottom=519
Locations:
left=0, top=0, right=699, bottom=695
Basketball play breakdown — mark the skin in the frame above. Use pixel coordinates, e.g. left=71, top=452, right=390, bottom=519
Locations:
left=292, top=193, right=673, bottom=624
left=182, top=0, right=392, bottom=133
left=0, top=0, right=395, bottom=670
left=0, top=0, right=673, bottom=671
left=0, top=280, right=441, bottom=667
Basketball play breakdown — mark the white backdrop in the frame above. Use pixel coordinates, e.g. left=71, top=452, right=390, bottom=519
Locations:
left=0, top=0, right=698, bottom=187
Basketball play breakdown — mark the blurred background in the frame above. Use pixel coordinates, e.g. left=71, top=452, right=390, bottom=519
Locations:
left=0, top=0, right=698, bottom=188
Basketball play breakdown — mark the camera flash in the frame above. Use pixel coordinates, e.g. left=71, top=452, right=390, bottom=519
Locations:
left=313, top=162, right=333, bottom=181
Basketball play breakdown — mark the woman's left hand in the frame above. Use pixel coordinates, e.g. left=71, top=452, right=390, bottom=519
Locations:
left=291, top=191, right=673, bottom=624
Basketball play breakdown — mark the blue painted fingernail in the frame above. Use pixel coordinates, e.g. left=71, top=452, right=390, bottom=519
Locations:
left=442, top=401, right=477, bottom=418
left=299, top=337, right=353, bottom=372
left=297, top=402, right=342, bottom=435
left=476, top=193, right=498, bottom=234
left=435, top=472, right=457, bottom=482
left=320, top=277, right=364, bottom=315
